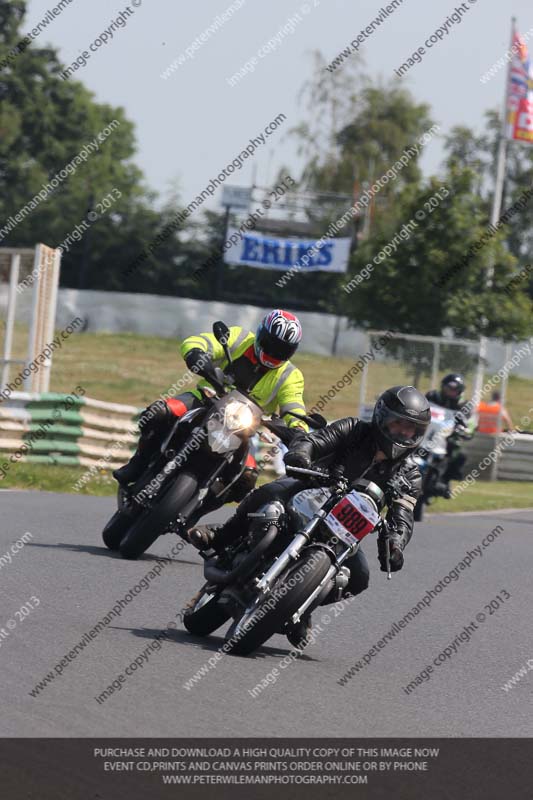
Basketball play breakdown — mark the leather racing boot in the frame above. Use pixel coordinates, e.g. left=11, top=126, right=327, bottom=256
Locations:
left=188, top=526, right=221, bottom=552
left=113, top=401, right=170, bottom=486
left=113, top=446, right=150, bottom=486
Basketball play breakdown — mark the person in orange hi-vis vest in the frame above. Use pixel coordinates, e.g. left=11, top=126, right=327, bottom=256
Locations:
left=477, top=391, right=513, bottom=434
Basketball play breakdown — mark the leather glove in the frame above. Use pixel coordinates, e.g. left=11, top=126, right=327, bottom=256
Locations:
left=377, top=533, right=404, bottom=572
left=284, top=448, right=312, bottom=470
left=184, top=348, right=218, bottom=384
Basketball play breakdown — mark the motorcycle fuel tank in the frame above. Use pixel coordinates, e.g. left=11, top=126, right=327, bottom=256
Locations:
left=287, top=486, right=331, bottom=528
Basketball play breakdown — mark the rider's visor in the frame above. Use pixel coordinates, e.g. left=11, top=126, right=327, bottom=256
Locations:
left=443, top=383, right=461, bottom=398
left=377, top=408, right=429, bottom=446
left=256, top=326, right=298, bottom=362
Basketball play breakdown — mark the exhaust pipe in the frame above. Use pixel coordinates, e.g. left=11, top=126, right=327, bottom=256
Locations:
left=204, top=524, right=279, bottom=586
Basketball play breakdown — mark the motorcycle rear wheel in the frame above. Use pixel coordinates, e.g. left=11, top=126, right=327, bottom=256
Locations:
left=183, top=585, right=230, bottom=636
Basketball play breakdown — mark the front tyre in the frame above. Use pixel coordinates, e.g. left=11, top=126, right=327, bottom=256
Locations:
left=102, top=509, right=134, bottom=550
left=119, top=471, right=199, bottom=559
left=183, top=585, right=231, bottom=636
left=224, top=549, right=332, bottom=656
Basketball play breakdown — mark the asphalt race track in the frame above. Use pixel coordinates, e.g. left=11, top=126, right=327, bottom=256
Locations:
left=1, top=490, right=532, bottom=737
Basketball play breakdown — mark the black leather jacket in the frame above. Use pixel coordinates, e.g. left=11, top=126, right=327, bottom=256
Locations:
left=288, top=417, right=422, bottom=549
left=426, top=390, right=469, bottom=414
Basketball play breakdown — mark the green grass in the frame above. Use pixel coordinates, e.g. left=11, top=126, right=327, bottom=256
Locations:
left=7, top=325, right=532, bottom=425
left=2, top=328, right=533, bottom=507
left=0, top=463, right=117, bottom=496
left=430, top=480, right=533, bottom=513
left=39, top=330, right=533, bottom=429
left=3, top=464, right=531, bottom=515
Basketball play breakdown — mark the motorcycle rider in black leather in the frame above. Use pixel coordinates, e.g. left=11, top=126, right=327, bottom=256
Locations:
left=426, top=373, right=469, bottom=414
left=190, top=385, right=430, bottom=648
left=426, top=373, right=470, bottom=495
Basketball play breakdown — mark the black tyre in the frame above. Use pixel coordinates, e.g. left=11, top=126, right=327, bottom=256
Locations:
left=183, top=585, right=231, bottom=636
left=102, top=509, right=134, bottom=550
left=414, top=497, right=425, bottom=522
left=224, top=549, right=332, bottom=656
left=119, top=471, right=198, bottom=559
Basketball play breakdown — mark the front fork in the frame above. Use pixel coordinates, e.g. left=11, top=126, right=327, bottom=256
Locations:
left=254, top=514, right=325, bottom=593
left=253, top=511, right=357, bottom=624
left=289, top=542, right=358, bottom=624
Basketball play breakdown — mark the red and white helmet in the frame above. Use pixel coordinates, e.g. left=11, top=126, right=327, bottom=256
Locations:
left=254, top=309, right=302, bottom=369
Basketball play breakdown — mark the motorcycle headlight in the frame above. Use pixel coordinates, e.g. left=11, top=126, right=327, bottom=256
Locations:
left=224, top=401, right=255, bottom=432
left=207, top=425, right=241, bottom=453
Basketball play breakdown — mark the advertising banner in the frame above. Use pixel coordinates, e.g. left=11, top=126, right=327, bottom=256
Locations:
left=224, top=228, right=351, bottom=273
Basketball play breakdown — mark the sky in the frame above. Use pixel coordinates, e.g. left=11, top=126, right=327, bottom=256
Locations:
left=25, top=0, right=533, bottom=211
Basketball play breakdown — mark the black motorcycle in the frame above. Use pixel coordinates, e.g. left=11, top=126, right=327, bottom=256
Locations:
left=183, top=464, right=401, bottom=655
left=101, top=321, right=316, bottom=559
left=102, top=322, right=326, bottom=559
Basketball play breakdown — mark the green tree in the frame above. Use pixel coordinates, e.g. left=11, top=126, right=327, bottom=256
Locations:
left=342, top=169, right=532, bottom=340
left=445, top=115, right=533, bottom=288
left=0, top=0, right=189, bottom=291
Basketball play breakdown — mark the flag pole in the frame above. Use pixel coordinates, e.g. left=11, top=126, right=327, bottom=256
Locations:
left=478, top=18, right=517, bottom=413
left=486, top=16, right=517, bottom=287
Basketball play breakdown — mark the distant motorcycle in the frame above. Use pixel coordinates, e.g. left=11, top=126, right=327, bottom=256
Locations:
left=101, top=320, right=312, bottom=560
left=413, top=404, right=473, bottom=521
left=183, top=464, right=403, bottom=656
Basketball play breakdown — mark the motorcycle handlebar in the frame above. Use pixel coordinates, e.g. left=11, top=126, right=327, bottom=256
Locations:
left=285, top=464, right=335, bottom=481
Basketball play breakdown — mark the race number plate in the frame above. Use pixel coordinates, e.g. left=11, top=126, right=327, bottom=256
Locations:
left=325, top=491, right=380, bottom=545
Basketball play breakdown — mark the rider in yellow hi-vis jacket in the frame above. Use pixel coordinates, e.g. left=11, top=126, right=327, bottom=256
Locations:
left=113, top=310, right=307, bottom=500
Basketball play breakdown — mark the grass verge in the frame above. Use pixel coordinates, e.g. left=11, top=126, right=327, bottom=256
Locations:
left=2, top=329, right=532, bottom=505
left=2, top=463, right=531, bottom=514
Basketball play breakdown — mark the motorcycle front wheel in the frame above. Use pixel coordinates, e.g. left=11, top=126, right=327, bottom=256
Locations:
left=223, top=549, right=332, bottom=656
left=102, top=508, right=136, bottom=550
left=118, top=471, right=199, bottom=559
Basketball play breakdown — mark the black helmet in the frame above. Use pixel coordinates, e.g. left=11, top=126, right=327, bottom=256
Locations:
left=372, top=386, right=431, bottom=460
left=441, top=373, right=465, bottom=399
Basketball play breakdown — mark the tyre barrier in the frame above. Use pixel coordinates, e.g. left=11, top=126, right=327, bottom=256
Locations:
left=1, top=396, right=530, bottom=481
left=0, top=392, right=139, bottom=471
left=0, top=391, right=281, bottom=475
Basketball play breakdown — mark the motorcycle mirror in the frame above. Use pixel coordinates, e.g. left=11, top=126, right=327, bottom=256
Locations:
left=308, top=412, right=328, bottom=429
left=213, top=321, right=230, bottom=345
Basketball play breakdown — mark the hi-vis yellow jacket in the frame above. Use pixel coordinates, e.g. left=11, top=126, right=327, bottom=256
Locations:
left=180, top=326, right=308, bottom=431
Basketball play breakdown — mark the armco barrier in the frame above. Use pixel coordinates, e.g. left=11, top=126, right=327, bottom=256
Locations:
left=462, top=432, right=533, bottom=482
left=0, top=392, right=139, bottom=470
